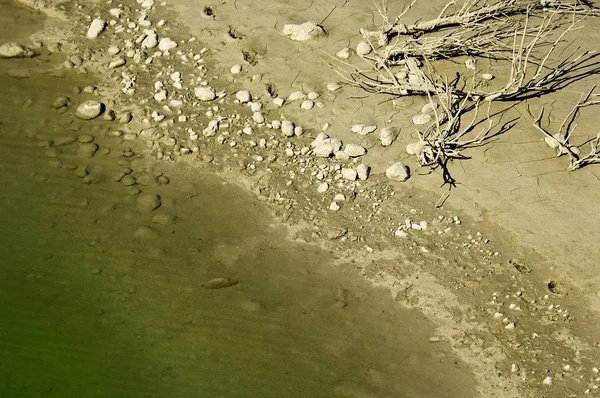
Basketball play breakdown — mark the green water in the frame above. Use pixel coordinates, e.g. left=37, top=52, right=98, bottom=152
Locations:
left=0, top=1, right=477, bottom=397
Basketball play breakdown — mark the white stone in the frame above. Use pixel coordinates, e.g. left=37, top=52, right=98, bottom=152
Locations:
left=335, top=151, right=350, bottom=161
left=194, top=86, right=216, bottom=101
left=356, top=41, right=372, bottom=56
left=421, top=102, right=438, bottom=113
left=158, top=37, right=177, bottom=51
left=109, top=8, right=122, bottom=18
left=288, top=91, right=306, bottom=101
left=281, top=120, right=295, bottom=137
left=341, top=168, right=357, bottom=181
left=333, top=193, right=346, bottom=201
left=379, top=127, right=396, bottom=147
left=252, top=112, right=265, bottom=124
left=230, top=64, right=242, bottom=74
left=385, top=162, right=410, bottom=182
left=108, top=57, right=126, bottom=68
left=271, top=120, right=281, bottom=129
left=0, top=42, right=36, bottom=58
left=310, top=133, right=329, bottom=148
left=108, top=46, right=121, bottom=55
left=412, top=113, right=432, bottom=125
left=75, top=100, right=104, bottom=120
left=273, top=97, right=285, bottom=107
left=236, top=90, right=251, bottom=103
left=327, top=82, right=341, bottom=91
left=154, top=90, right=167, bottom=101
left=313, top=143, right=336, bottom=157
left=300, top=100, right=314, bottom=110
left=317, top=182, right=329, bottom=193
left=351, top=124, right=377, bottom=135
left=395, top=228, right=408, bottom=238
left=250, top=102, right=261, bottom=112
left=282, top=22, right=326, bottom=41
left=294, top=126, right=304, bottom=136
left=141, top=0, right=155, bottom=8
left=406, top=141, right=426, bottom=156
left=465, top=58, right=477, bottom=70
left=357, top=164, right=370, bottom=180
left=141, top=30, right=158, bottom=49
left=481, top=73, right=494, bottom=80
left=542, top=377, right=552, bottom=385
left=336, top=47, right=351, bottom=59
left=329, top=201, right=341, bottom=211
left=343, top=143, right=366, bottom=157
left=87, top=18, right=106, bottom=39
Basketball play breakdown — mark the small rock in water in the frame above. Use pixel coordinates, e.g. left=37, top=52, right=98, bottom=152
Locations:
left=202, top=277, right=239, bottom=289
left=77, top=143, right=99, bottom=159
left=281, top=22, right=326, bottom=41
left=356, top=41, right=372, bottom=56
left=137, top=193, right=161, bottom=211
left=86, top=18, right=106, bottom=39
left=151, top=213, right=177, bottom=225
left=52, top=96, right=70, bottom=109
left=326, top=82, right=341, bottom=92
left=134, top=225, right=159, bottom=239
left=239, top=299, right=264, bottom=312
left=0, top=42, right=37, bottom=58
left=385, top=162, right=410, bottom=182
left=230, top=64, right=242, bottom=74
left=194, top=86, right=216, bottom=101
left=75, top=100, right=104, bottom=120
left=481, top=73, right=494, bottom=80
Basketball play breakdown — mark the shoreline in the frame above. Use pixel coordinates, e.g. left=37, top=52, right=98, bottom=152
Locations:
left=9, top=0, right=600, bottom=396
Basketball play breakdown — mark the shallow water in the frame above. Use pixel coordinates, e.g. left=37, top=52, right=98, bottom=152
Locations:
left=0, top=1, right=477, bottom=397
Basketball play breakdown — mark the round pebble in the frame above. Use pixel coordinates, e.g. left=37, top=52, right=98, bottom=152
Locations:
left=137, top=193, right=161, bottom=211
left=75, top=100, right=104, bottom=120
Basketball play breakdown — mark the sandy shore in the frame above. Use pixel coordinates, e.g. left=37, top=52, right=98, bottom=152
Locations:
left=4, top=0, right=600, bottom=396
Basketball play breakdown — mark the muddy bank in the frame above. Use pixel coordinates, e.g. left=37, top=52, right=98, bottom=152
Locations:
left=0, top=1, right=478, bottom=397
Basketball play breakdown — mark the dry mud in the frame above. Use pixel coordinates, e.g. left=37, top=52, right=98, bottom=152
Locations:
left=2, top=0, right=600, bottom=397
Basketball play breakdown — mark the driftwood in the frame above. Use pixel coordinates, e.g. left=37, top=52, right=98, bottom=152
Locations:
left=331, top=0, right=600, bottom=181
left=532, top=85, right=600, bottom=170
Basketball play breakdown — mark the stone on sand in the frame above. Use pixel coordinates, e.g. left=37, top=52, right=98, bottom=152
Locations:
left=194, top=86, right=216, bottom=101
left=75, top=100, right=104, bottom=120
left=379, top=127, right=396, bottom=147
left=86, top=18, right=106, bottom=39
left=158, top=37, right=177, bottom=51
left=282, top=22, right=326, bottom=41
left=142, top=30, right=158, bottom=49
left=137, top=193, right=161, bottom=211
left=0, top=42, right=37, bottom=58
left=343, top=143, right=366, bottom=157
left=385, top=162, right=410, bottom=182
